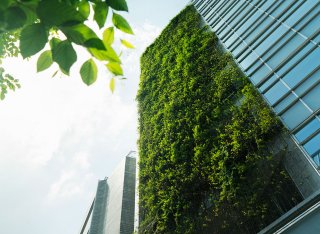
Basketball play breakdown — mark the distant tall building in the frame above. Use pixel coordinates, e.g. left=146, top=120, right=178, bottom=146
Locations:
left=80, top=152, right=137, bottom=234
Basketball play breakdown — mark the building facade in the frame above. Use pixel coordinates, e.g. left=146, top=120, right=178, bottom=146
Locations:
left=80, top=153, right=137, bottom=234
left=191, top=0, right=320, bottom=232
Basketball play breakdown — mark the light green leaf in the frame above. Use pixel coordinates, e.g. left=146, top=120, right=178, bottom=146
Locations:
left=109, top=77, right=115, bottom=93
left=106, top=62, right=123, bottom=76
left=52, top=40, right=77, bottom=75
left=37, top=50, right=53, bottom=72
left=77, top=1, right=90, bottom=19
left=80, top=59, right=97, bottom=86
left=103, top=27, right=114, bottom=45
left=106, top=0, right=128, bottom=11
left=20, top=23, right=48, bottom=58
left=120, top=39, right=134, bottom=49
left=112, top=12, right=133, bottom=35
left=88, top=44, right=120, bottom=63
left=94, top=2, right=108, bottom=29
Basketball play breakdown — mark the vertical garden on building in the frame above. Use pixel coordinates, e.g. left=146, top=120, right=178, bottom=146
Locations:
left=137, top=6, right=302, bottom=234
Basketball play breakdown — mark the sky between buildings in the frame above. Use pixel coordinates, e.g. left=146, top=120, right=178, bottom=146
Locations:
left=0, top=1, right=189, bottom=233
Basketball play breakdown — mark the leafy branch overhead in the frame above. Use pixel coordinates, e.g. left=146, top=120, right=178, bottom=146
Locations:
left=0, top=0, right=135, bottom=99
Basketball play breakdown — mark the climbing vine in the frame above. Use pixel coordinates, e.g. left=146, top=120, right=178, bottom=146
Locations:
left=137, top=6, right=301, bottom=234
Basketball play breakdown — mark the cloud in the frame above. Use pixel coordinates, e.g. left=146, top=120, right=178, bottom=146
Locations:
left=0, top=20, right=161, bottom=234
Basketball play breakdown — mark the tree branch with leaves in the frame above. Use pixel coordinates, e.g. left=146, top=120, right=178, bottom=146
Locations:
left=0, top=0, right=134, bottom=99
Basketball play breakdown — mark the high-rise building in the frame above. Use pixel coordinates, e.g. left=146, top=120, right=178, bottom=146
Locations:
left=80, top=152, right=137, bottom=234
left=191, top=0, right=320, bottom=232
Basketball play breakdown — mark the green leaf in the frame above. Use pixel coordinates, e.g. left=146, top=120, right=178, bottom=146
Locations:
left=77, top=1, right=90, bottom=19
left=80, top=59, right=97, bottom=86
left=37, top=50, right=53, bottom=72
left=106, top=0, right=128, bottom=11
left=37, top=0, right=85, bottom=27
left=88, top=44, right=120, bottom=63
left=20, top=23, right=48, bottom=58
left=61, top=23, right=99, bottom=45
left=106, top=62, right=123, bottom=76
left=109, top=77, right=115, bottom=93
left=94, top=2, right=108, bottom=29
left=103, top=27, right=114, bottom=45
left=120, top=39, right=134, bottom=49
left=0, top=0, right=13, bottom=11
left=4, top=7, right=27, bottom=30
left=83, top=38, right=106, bottom=50
left=52, top=40, right=77, bottom=75
left=112, top=12, right=133, bottom=35
left=49, top=38, right=61, bottom=50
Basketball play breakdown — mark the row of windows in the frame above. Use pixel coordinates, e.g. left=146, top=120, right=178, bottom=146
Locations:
left=192, top=0, right=320, bottom=167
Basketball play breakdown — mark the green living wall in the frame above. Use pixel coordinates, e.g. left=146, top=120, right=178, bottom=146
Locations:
left=137, top=6, right=301, bottom=234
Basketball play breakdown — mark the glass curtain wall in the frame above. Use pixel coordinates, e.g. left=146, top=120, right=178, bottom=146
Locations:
left=192, top=0, right=320, bottom=167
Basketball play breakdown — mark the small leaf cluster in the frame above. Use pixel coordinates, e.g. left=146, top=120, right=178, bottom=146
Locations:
left=137, top=6, right=302, bottom=234
left=0, top=0, right=135, bottom=98
left=0, top=67, right=20, bottom=100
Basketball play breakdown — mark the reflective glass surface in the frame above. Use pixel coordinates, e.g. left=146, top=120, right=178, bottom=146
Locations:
left=194, top=0, right=320, bottom=164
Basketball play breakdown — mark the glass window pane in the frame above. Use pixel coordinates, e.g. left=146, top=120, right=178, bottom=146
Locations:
left=266, top=34, right=306, bottom=70
left=300, top=15, right=320, bottom=41
left=303, top=83, right=320, bottom=111
left=245, top=17, right=273, bottom=43
left=255, top=25, right=288, bottom=55
left=312, top=153, right=320, bottom=167
left=264, top=81, right=290, bottom=105
left=274, top=93, right=297, bottom=114
left=259, top=75, right=278, bottom=93
left=239, top=51, right=259, bottom=70
left=304, top=132, right=320, bottom=155
left=295, top=69, right=320, bottom=96
left=281, top=101, right=311, bottom=130
left=295, top=118, right=320, bottom=142
left=250, top=65, right=273, bottom=85
left=283, top=47, right=320, bottom=88
left=285, top=1, right=317, bottom=27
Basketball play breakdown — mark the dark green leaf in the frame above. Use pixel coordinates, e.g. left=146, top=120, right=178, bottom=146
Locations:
left=0, top=0, right=13, bottom=11
left=52, top=40, right=77, bottom=75
left=80, top=59, right=97, bottom=86
left=84, top=38, right=106, bottom=50
left=49, top=38, right=61, bottom=50
left=37, top=0, right=85, bottom=27
left=106, top=0, right=128, bottom=12
left=61, top=23, right=99, bottom=45
left=5, top=7, right=27, bottom=30
left=37, top=50, right=53, bottom=72
left=103, top=27, right=114, bottom=45
left=94, top=2, right=108, bottom=29
left=106, top=62, right=123, bottom=76
left=112, top=12, right=133, bottom=35
left=20, top=23, right=48, bottom=58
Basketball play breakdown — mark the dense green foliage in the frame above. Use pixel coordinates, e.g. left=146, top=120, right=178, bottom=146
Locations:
left=0, top=0, right=134, bottom=99
left=137, top=6, right=301, bottom=234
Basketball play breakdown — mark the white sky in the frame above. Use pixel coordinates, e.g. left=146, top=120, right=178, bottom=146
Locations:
left=0, top=1, right=189, bottom=233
